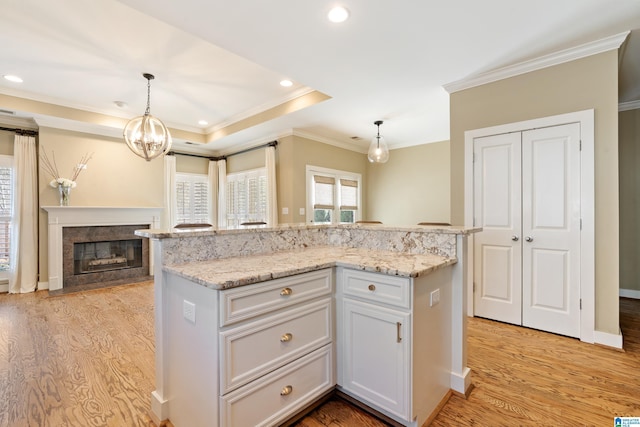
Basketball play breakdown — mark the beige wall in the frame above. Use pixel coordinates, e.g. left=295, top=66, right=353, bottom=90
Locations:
left=450, top=50, right=620, bottom=334
left=366, top=141, right=450, bottom=225
left=227, top=148, right=265, bottom=173
left=38, top=127, right=164, bottom=282
left=277, top=135, right=368, bottom=224
left=176, top=154, right=209, bottom=174
left=619, top=108, right=640, bottom=291
left=0, top=130, right=14, bottom=155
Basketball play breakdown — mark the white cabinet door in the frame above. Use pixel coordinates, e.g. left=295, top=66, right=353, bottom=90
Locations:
left=341, top=298, right=411, bottom=421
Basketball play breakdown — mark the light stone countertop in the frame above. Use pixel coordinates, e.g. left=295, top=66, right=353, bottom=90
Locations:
left=164, top=246, right=456, bottom=290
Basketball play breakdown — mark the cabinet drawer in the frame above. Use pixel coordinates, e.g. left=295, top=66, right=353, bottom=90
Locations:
left=341, top=269, right=411, bottom=309
left=219, top=269, right=332, bottom=326
left=220, top=298, right=332, bottom=394
left=220, top=344, right=334, bottom=427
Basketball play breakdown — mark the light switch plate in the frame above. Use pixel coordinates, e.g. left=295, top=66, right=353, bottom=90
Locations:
left=430, top=289, right=440, bottom=307
left=183, top=300, right=196, bottom=323
left=282, top=207, right=289, bottom=215
left=299, top=208, right=305, bottom=215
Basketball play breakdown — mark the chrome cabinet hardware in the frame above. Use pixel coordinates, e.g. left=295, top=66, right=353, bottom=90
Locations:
left=525, top=236, right=533, bottom=242
left=512, top=235, right=519, bottom=241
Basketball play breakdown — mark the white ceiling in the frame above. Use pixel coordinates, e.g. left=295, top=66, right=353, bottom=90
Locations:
left=1, top=0, right=640, bottom=155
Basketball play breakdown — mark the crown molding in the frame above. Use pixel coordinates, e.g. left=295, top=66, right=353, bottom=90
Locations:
left=292, top=129, right=368, bottom=154
left=33, top=115, right=124, bottom=139
left=619, top=100, right=640, bottom=112
left=0, top=114, right=38, bottom=130
left=444, top=31, right=631, bottom=94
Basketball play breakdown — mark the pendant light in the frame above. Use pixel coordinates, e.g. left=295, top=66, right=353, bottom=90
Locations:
left=368, top=120, right=389, bottom=163
left=123, top=73, right=172, bottom=161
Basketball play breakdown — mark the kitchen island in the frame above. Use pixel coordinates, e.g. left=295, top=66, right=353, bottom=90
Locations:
left=137, top=224, right=478, bottom=427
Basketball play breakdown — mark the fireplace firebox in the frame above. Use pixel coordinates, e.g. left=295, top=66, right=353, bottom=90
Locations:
left=63, top=224, right=150, bottom=288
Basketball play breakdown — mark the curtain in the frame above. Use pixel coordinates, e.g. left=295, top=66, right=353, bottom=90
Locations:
left=265, top=146, right=278, bottom=227
left=208, top=160, right=218, bottom=226
left=9, top=135, right=38, bottom=293
left=217, top=159, right=227, bottom=228
left=163, top=155, right=177, bottom=229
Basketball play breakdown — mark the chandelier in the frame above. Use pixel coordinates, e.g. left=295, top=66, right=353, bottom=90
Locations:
left=123, top=73, right=172, bottom=161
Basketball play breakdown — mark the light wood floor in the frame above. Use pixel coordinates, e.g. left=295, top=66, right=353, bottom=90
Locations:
left=2, top=282, right=640, bottom=426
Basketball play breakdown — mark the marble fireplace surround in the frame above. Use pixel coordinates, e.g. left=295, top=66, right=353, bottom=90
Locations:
left=43, top=207, right=162, bottom=291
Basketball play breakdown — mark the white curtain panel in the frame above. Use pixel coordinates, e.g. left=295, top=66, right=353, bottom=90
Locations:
left=163, top=154, right=177, bottom=229
left=217, top=159, right=227, bottom=228
left=208, top=160, right=219, bottom=226
left=265, top=146, right=278, bottom=226
left=9, top=135, right=37, bottom=293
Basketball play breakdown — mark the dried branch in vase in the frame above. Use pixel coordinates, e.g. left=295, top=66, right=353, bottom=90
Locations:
left=40, top=148, right=93, bottom=188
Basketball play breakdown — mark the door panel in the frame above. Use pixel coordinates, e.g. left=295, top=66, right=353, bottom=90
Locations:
left=473, top=132, right=522, bottom=325
left=522, top=123, right=581, bottom=338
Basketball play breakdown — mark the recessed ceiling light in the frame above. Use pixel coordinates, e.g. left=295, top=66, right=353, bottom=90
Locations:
left=114, top=101, right=128, bottom=108
left=3, top=75, right=23, bottom=83
left=198, top=120, right=208, bottom=126
left=328, top=6, right=350, bottom=23
left=280, top=80, right=293, bottom=87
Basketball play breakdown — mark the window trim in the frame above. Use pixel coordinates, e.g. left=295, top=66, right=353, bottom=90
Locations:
left=174, top=172, right=210, bottom=225
left=305, top=165, right=362, bottom=224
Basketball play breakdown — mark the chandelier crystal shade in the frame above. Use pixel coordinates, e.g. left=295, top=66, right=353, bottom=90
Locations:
left=123, top=73, right=172, bottom=161
left=368, top=120, right=389, bottom=163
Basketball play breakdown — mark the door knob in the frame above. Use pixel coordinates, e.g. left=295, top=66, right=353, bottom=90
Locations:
left=525, top=236, right=533, bottom=242
left=511, top=235, right=519, bottom=241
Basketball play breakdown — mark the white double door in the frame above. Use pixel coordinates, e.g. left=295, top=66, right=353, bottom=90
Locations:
left=473, top=123, right=581, bottom=338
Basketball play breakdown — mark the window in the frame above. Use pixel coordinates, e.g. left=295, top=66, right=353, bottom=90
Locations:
left=306, top=165, right=361, bottom=224
left=0, top=155, right=13, bottom=278
left=175, top=173, right=209, bottom=225
left=226, top=168, right=267, bottom=228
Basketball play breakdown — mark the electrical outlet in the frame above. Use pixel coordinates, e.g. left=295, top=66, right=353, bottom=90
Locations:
left=430, top=289, right=440, bottom=307
left=183, top=300, right=196, bottom=323
left=299, top=207, right=305, bottom=215
left=282, top=207, right=289, bottom=215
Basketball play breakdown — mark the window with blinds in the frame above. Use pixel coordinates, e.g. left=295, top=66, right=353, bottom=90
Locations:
left=0, top=155, right=13, bottom=277
left=226, top=168, right=267, bottom=228
left=307, top=166, right=361, bottom=224
left=175, top=173, right=210, bottom=225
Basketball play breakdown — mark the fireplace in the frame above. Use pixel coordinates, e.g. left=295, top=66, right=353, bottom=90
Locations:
left=63, top=225, right=149, bottom=288
left=43, top=206, right=162, bottom=291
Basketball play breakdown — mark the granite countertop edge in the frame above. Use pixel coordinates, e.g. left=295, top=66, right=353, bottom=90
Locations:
left=163, top=247, right=458, bottom=290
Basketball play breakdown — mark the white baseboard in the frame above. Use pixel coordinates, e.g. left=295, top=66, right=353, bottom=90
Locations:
left=38, top=281, right=49, bottom=290
left=593, top=329, right=623, bottom=349
left=450, top=367, right=471, bottom=395
left=620, top=288, right=640, bottom=299
left=0, top=283, right=7, bottom=293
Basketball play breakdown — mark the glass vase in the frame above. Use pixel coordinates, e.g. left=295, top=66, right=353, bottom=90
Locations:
left=58, top=185, right=71, bottom=206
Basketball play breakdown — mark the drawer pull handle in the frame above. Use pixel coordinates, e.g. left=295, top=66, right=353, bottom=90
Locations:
left=280, top=385, right=293, bottom=396
left=368, top=284, right=376, bottom=291
left=397, top=322, right=402, bottom=343
left=280, top=287, right=293, bottom=296
left=280, top=333, right=293, bottom=342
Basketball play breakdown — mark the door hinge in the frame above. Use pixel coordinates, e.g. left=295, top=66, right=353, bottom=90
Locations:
left=580, top=218, right=582, bottom=230
left=579, top=140, right=582, bottom=151
left=473, top=282, right=476, bottom=292
left=473, top=152, right=476, bottom=163
left=580, top=299, right=582, bottom=310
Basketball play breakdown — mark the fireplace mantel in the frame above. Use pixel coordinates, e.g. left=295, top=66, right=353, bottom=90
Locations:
left=42, top=206, right=162, bottom=291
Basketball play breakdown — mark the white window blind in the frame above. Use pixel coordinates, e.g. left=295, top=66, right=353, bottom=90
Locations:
left=226, top=168, right=267, bottom=227
left=175, top=173, right=210, bottom=225
left=313, top=175, right=335, bottom=209
left=0, top=156, right=13, bottom=276
left=339, top=179, right=358, bottom=210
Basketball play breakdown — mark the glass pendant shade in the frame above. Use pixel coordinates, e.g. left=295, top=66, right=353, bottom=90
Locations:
left=123, top=73, right=172, bottom=161
left=368, top=120, right=389, bottom=163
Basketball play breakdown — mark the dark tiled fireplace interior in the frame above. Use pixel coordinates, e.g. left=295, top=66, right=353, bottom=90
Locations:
left=63, top=224, right=150, bottom=289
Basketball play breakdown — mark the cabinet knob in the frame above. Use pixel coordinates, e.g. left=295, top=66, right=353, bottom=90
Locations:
left=280, top=333, right=293, bottom=342
left=525, top=236, right=533, bottom=242
left=280, top=287, right=293, bottom=296
left=280, top=385, right=293, bottom=396
left=368, top=284, right=376, bottom=292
